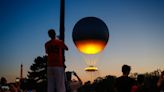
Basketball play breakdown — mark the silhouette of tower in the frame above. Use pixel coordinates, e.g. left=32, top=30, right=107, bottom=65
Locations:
left=20, top=64, right=23, bottom=79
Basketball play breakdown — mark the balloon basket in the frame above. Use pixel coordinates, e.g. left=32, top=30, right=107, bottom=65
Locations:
left=85, top=65, right=98, bottom=72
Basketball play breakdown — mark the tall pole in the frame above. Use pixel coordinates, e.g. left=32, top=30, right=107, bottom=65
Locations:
left=59, top=0, right=66, bottom=68
left=60, top=0, right=65, bottom=41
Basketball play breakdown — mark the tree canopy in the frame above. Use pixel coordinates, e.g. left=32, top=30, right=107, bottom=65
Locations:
left=27, top=56, right=47, bottom=83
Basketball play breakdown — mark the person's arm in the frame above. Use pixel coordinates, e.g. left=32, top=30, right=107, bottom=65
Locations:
left=73, top=72, right=82, bottom=84
left=63, top=43, right=68, bottom=50
left=44, top=44, right=48, bottom=54
left=59, top=40, right=68, bottom=50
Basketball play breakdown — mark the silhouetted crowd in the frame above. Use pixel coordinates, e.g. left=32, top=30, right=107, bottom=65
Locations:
left=78, top=65, right=164, bottom=92
left=1, top=64, right=164, bottom=92
left=0, top=77, right=37, bottom=92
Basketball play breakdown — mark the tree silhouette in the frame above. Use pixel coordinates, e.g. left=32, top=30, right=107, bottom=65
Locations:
left=27, top=56, right=47, bottom=83
left=92, top=75, right=116, bottom=92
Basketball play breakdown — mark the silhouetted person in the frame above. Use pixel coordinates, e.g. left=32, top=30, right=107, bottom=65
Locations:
left=0, top=77, right=7, bottom=86
left=131, top=74, right=148, bottom=92
left=157, top=71, right=164, bottom=92
left=45, top=29, right=68, bottom=92
left=0, top=77, right=10, bottom=92
left=66, top=71, right=82, bottom=92
left=115, top=64, right=135, bottom=92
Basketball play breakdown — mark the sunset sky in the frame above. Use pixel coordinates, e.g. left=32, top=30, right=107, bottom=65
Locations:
left=0, top=0, right=164, bottom=82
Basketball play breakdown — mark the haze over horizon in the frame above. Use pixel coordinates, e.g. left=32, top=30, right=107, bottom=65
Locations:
left=0, top=0, right=164, bottom=82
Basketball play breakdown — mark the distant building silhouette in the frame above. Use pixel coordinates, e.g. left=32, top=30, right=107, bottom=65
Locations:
left=20, top=64, right=23, bottom=79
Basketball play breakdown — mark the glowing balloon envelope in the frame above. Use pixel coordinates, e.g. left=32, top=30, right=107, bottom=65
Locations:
left=72, top=17, right=109, bottom=54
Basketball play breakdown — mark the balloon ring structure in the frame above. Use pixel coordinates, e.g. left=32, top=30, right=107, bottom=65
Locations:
left=72, top=17, right=109, bottom=54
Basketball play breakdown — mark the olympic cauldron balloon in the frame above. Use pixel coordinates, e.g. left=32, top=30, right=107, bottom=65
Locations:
left=72, top=17, right=109, bottom=54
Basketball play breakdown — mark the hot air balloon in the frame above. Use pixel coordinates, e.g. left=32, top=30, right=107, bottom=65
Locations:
left=72, top=17, right=109, bottom=81
left=72, top=17, right=109, bottom=55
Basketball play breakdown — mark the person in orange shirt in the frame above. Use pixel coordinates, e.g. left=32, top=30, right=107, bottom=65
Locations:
left=45, top=29, right=68, bottom=92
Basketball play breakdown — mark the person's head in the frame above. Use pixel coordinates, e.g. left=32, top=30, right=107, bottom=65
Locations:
left=161, top=71, right=164, bottom=78
left=122, top=64, right=131, bottom=76
left=66, top=71, right=72, bottom=81
left=0, top=77, right=7, bottom=84
left=48, top=29, right=56, bottom=39
left=137, top=74, right=145, bottom=85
